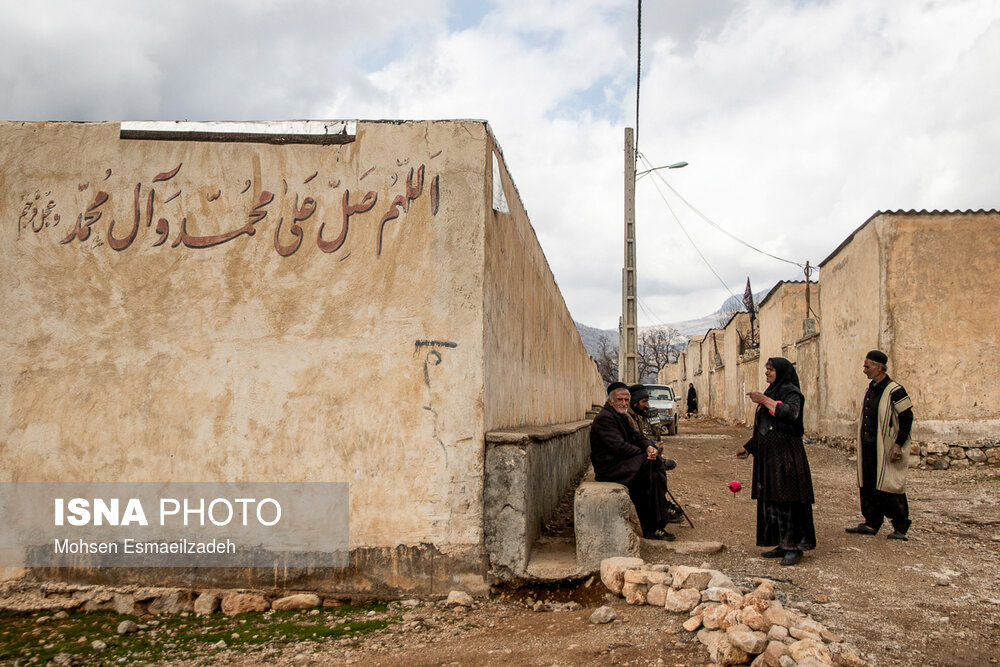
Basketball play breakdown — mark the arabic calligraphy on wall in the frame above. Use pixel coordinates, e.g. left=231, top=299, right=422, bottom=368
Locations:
left=16, top=159, right=442, bottom=259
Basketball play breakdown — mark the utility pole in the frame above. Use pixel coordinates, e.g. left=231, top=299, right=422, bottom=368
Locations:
left=620, top=127, right=638, bottom=383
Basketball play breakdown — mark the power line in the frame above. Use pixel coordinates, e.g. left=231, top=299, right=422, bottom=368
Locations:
left=637, top=153, right=805, bottom=269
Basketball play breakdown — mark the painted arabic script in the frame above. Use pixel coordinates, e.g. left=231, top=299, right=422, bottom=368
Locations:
left=17, top=161, right=441, bottom=259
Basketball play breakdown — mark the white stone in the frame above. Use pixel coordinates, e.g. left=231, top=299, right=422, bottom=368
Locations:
left=671, top=565, right=713, bottom=591
left=600, top=557, right=645, bottom=595
left=589, top=605, right=616, bottom=624
left=664, top=587, right=702, bottom=613
left=273, top=593, right=322, bottom=611
left=646, top=583, right=668, bottom=607
left=727, top=623, right=768, bottom=654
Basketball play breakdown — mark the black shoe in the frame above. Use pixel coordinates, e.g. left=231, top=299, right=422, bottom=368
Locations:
left=845, top=523, right=877, bottom=535
left=662, top=458, right=677, bottom=471
left=887, top=531, right=909, bottom=541
left=644, top=529, right=676, bottom=542
left=779, top=550, right=802, bottom=566
left=761, top=547, right=786, bottom=558
left=665, top=508, right=685, bottom=524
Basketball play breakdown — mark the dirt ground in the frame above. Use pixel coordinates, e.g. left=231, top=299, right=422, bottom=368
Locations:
left=160, top=417, right=998, bottom=667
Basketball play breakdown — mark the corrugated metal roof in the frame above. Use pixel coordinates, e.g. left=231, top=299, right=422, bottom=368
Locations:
left=818, top=209, right=1000, bottom=268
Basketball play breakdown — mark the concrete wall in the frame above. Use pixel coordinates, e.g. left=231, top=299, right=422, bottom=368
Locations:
left=757, top=281, right=814, bottom=380
left=881, top=212, right=1000, bottom=438
left=483, top=141, right=604, bottom=429
left=722, top=313, right=752, bottom=422
left=795, top=333, right=821, bottom=434
left=0, top=119, right=603, bottom=592
left=817, top=220, right=882, bottom=437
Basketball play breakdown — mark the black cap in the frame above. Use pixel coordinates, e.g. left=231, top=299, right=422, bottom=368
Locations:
left=606, top=381, right=628, bottom=394
left=627, top=384, right=649, bottom=402
left=866, top=350, right=888, bottom=364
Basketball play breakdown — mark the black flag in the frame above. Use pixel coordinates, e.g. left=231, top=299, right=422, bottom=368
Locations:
left=743, top=278, right=756, bottom=322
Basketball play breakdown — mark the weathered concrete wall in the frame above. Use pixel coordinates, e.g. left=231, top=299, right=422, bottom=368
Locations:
left=722, top=313, right=752, bottom=422
left=758, top=281, right=813, bottom=381
left=882, top=212, right=1000, bottom=439
left=0, top=119, right=604, bottom=591
left=482, top=422, right=591, bottom=577
left=736, top=354, right=760, bottom=425
left=483, top=141, right=604, bottom=428
left=817, top=220, right=882, bottom=437
left=795, top=333, right=821, bottom=434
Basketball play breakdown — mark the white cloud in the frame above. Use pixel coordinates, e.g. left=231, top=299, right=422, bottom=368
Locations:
left=2, top=0, right=998, bottom=330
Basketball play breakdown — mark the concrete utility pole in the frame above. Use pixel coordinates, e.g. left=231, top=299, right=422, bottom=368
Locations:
left=621, top=127, right=638, bottom=383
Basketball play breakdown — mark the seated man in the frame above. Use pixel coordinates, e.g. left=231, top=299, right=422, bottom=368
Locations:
left=590, top=382, right=674, bottom=541
left=626, top=384, right=684, bottom=525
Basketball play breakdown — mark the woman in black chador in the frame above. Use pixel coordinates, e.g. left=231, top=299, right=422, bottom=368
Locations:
left=737, top=357, right=816, bottom=566
left=686, top=383, right=698, bottom=417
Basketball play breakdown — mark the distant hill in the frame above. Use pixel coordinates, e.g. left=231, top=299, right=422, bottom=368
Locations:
left=575, top=290, right=767, bottom=361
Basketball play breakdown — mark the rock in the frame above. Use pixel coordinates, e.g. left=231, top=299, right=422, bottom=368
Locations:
left=682, top=615, right=703, bottom=632
left=761, top=640, right=789, bottom=667
left=194, top=592, right=221, bottom=616
left=213, top=639, right=227, bottom=649
left=966, top=448, right=987, bottom=463
left=54, top=611, right=69, bottom=619
left=712, top=636, right=750, bottom=665
left=91, top=640, right=106, bottom=651
left=273, top=593, right=322, bottom=611
left=787, top=638, right=832, bottom=664
left=117, top=620, right=139, bottom=635
left=834, top=650, right=867, bottom=666
left=924, top=454, right=950, bottom=470
left=738, top=605, right=770, bottom=632
left=702, top=603, right=733, bottom=629
left=589, top=605, right=616, bottom=624
left=985, top=447, right=1000, bottom=463
left=671, top=566, right=713, bottom=591
left=624, top=569, right=650, bottom=585
left=768, top=624, right=789, bottom=641
left=813, top=594, right=830, bottom=604
left=789, top=617, right=827, bottom=641
left=697, top=628, right=724, bottom=649
left=622, top=581, right=647, bottom=605
left=763, top=602, right=788, bottom=628
left=51, top=654, right=75, bottom=665
left=646, top=584, right=668, bottom=607
left=727, top=623, right=768, bottom=654
left=646, top=570, right=670, bottom=586
left=148, top=590, right=192, bottom=615
left=664, top=588, right=702, bottom=613
left=925, top=442, right=949, bottom=455
left=820, top=627, right=844, bottom=643
left=752, top=580, right=776, bottom=600
left=948, top=446, right=966, bottom=459
left=708, top=571, right=737, bottom=590
left=600, top=557, right=645, bottom=595
left=933, top=574, right=951, bottom=586
left=220, top=592, right=269, bottom=615
left=779, top=656, right=797, bottom=667
left=798, top=657, right=833, bottom=667
left=112, top=593, right=137, bottom=616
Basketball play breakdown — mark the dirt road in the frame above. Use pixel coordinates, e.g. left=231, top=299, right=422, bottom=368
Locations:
left=176, top=419, right=1000, bottom=666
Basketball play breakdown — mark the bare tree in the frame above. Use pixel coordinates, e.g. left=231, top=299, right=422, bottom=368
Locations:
left=638, top=327, right=682, bottom=382
left=594, top=336, right=618, bottom=385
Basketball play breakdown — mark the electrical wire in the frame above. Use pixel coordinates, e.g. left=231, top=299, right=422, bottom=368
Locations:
left=637, top=153, right=804, bottom=269
left=642, top=163, right=740, bottom=300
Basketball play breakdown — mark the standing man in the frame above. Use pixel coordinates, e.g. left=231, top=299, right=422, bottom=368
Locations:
left=846, top=350, right=914, bottom=541
left=590, top=382, right=674, bottom=541
left=627, top=384, right=684, bottom=524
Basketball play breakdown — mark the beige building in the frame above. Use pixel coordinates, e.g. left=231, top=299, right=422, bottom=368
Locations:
left=817, top=210, right=1000, bottom=440
left=0, top=120, right=605, bottom=592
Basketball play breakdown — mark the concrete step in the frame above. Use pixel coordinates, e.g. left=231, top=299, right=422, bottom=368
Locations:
left=524, top=536, right=595, bottom=581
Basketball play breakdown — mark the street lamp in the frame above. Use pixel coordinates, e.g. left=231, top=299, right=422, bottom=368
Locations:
left=620, top=129, right=686, bottom=383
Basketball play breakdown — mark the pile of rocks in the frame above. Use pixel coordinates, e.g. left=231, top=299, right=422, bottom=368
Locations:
left=600, top=557, right=866, bottom=666
left=807, top=435, right=1000, bottom=470
left=0, top=580, right=328, bottom=616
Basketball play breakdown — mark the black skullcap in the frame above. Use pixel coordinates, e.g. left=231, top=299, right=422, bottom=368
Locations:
left=866, top=350, right=888, bottom=365
left=627, top=384, right=649, bottom=402
left=607, top=381, right=628, bottom=394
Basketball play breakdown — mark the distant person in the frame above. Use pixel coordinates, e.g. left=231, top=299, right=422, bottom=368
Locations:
left=846, top=350, right=914, bottom=541
left=686, top=383, right=698, bottom=417
left=590, top=382, right=675, bottom=541
left=626, top=384, right=684, bottom=524
left=737, top=357, right=816, bottom=566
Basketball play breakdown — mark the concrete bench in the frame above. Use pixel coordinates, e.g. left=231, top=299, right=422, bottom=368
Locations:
left=573, top=481, right=642, bottom=570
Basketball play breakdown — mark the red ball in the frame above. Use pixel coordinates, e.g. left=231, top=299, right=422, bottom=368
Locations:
left=728, top=480, right=742, bottom=493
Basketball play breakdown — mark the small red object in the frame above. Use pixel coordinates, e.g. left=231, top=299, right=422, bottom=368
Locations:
left=728, top=480, right=742, bottom=493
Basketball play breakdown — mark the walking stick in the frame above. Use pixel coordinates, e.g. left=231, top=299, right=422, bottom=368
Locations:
left=665, top=485, right=695, bottom=529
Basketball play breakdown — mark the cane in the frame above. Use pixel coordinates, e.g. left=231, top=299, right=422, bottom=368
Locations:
left=665, top=485, right=695, bottom=529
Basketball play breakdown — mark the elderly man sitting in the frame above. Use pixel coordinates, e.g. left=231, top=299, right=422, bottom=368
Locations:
left=590, top=382, right=674, bottom=541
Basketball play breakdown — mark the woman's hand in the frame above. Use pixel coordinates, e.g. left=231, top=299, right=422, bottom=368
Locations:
left=746, top=391, right=767, bottom=404
left=736, top=446, right=749, bottom=459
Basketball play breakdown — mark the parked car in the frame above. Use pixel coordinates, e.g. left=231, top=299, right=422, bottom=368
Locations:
left=644, top=384, right=678, bottom=436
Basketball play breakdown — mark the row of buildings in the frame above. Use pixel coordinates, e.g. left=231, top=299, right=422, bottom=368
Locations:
left=660, top=210, right=999, bottom=448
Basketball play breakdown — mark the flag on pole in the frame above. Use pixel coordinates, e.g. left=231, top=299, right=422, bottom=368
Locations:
left=743, top=278, right=756, bottom=322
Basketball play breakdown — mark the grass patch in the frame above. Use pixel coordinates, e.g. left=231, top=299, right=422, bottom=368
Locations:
left=0, top=602, right=391, bottom=665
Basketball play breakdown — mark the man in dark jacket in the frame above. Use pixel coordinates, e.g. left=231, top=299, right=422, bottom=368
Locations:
left=590, top=382, right=674, bottom=541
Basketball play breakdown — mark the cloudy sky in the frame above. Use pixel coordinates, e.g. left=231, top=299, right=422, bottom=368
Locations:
left=3, top=0, right=998, bottom=329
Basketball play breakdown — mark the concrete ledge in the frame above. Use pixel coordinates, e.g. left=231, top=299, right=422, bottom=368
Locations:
left=574, top=482, right=641, bottom=571
left=484, top=421, right=592, bottom=579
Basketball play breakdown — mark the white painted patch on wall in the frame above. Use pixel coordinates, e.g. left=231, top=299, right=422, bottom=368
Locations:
left=492, top=153, right=509, bottom=214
